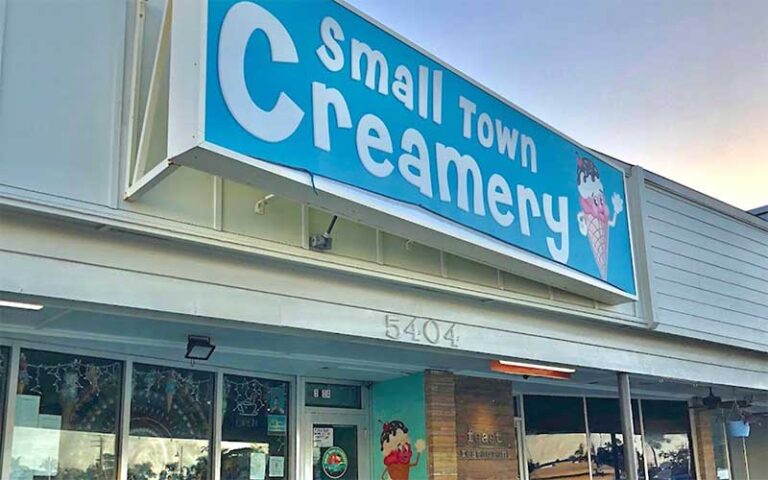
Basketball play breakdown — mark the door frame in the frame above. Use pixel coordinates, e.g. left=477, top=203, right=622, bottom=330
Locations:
left=298, top=378, right=371, bottom=480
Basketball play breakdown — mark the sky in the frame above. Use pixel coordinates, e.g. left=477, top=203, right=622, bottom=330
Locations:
left=347, top=0, right=768, bottom=211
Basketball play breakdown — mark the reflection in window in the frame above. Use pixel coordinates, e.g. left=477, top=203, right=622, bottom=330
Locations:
left=587, top=398, right=644, bottom=479
left=10, top=349, right=123, bottom=480
left=305, top=382, right=361, bottom=409
left=220, top=375, right=289, bottom=480
left=709, top=414, right=730, bottom=480
left=642, top=400, right=694, bottom=480
left=0, top=347, right=9, bottom=453
left=127, top=364, right=214, bottom=480
left=525, top=396, right=590, bottom=480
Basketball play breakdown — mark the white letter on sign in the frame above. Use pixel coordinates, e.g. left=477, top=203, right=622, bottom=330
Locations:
left=316, top=17, right=345, bottom=72
left=356, top=114, right=394, bottom=177
left=218, top=2, right=304, bottom=142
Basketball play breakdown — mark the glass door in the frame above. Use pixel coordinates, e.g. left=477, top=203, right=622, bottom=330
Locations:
left=305, top=414, right=369, bottom=480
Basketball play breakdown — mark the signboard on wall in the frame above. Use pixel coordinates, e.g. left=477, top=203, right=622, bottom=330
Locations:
left=454, top=376, right=518, bottom=479
left=167, top=0, right=636, bottom=302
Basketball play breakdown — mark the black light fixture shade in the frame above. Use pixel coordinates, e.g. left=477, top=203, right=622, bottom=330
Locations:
left=186, top=335, right=216, bottom=360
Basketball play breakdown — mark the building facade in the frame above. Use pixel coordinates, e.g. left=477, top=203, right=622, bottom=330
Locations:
left=0, top=1, right=766, bottom=480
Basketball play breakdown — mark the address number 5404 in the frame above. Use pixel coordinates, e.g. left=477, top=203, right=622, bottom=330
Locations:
left=384, top=315, right=459, bottom=348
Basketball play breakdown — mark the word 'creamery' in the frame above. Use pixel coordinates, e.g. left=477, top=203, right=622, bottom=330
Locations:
left=219, top=2, right=571, bottom=262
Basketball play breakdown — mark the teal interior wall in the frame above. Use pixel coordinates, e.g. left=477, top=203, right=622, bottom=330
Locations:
left=371, top=373, right=428, bottom=480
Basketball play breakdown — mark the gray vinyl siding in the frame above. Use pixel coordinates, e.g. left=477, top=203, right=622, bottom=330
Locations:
left=645, top=186, right=768, bottom=351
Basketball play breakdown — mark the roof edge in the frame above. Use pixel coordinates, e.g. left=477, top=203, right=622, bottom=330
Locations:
left=588, top=148, right=768, bottom=233
left=748, top=205, right=768, bottom=217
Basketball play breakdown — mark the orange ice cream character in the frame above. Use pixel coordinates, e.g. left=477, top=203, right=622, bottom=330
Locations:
left=576, top=156, right=624, bottom=280
left=380, top=420, right=425, bottom=480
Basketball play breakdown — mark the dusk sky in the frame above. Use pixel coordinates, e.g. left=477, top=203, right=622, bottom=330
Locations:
left=347, top=0, right=767, bottom=211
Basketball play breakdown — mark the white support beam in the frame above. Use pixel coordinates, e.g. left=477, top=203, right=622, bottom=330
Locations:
left=213, top=176, right=224, bottom=230
left=34, top=308, right=72, bottom=330
left=0, top=346, right=20, bottom=480
left=124, top=0, right=147, bottom=193
left=618, top=372, right=639, bottom=480
left=124, top=158, right=178, bottom=201
left=0, top=0, right=8, bottom=82
left=211, top=371, right=223, bottom=480
left=116, top=360, right=133, bottom=480
left=122, top=0, right=179, bottom=203
left=627, top=166, right=659, bottom=329
left=132, top=0, right=173, bottom=185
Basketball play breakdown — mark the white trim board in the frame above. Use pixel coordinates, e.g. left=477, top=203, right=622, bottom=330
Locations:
left=1, top=250, right=765, bottom=389
left=1, top=216, right=765, bottom=389
left=173, top=142, right=636, bottom=305
left=0, top=184, right=644, bottom=327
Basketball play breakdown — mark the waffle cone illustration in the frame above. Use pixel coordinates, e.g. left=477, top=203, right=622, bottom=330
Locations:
left=576, top=155, right=624, bottom=281
left=584, top=212, right=609, bottom=280
left=386, top=463, right=411, bottom=480
left=380, top=421, right=423, bottom=480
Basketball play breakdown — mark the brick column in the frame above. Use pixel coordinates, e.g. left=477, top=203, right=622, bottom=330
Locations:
left=691, top=409, right=718, bottom=480
left=425, top=370, right=459, bottom=480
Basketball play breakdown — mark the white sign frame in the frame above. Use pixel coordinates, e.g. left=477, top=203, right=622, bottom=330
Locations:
left=161, top=0, right=637, bottom=305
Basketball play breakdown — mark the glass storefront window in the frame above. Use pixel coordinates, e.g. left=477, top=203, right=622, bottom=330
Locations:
left=641, top=400, right=694, bottom=480
left=524, top=396, right=590, bottom=480
left=587, top=398, right=644, bottom=480
left=221, top=374, right=289, bottom=480
left=10, top=349, right=123, bottom=480
left=127, top=363, right=214, bottom=480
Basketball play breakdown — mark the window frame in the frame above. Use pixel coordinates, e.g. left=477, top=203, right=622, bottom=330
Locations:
left=6, top=346, right=126, bottom=480
left=521, top=394, right=696, bottom=480
left=0, top=338, right=296, bottom=480
left=219, top=371, right=292, bottom=480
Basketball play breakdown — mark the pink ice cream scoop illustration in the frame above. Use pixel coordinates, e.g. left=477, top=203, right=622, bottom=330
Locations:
left=576, top=156, right=624, bottom=280
left=380, top=420, right=425, bottom=480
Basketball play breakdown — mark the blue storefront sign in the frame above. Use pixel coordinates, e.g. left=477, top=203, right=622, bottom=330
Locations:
left=203, top=0, right=635, bottom=294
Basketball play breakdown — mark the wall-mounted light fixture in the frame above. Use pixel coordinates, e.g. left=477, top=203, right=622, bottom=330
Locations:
left=490, top=359, right=575, bottom=380
left=254, top=194, right=275, bottom=215
left=309, top=215, right=338, bottom=251
left=0, top=300, right=44, bottom=311
left=185, top=335, right=216, bottom=361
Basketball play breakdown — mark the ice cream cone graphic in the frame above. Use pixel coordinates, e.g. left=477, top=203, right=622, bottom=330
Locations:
left=386, top=463, right=411, bottom=480
left=584, top=212, right=609, bottom=280
left=576, top=156, right=623, bottom=281
left=380, top=421, right=425, bottom=480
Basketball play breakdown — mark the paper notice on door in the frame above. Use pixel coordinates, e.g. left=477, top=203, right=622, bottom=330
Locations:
left=313, top=427, right=333, bottom=447
left=268, top=456, right=285, bottom=477
left=250, top=452, right=266, bottom=480
left=14, top=395, right=40, bottom=427
left=37, top=414, right=62, bottom=430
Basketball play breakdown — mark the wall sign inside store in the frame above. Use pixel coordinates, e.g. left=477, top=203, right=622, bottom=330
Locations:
left=384, top=315, right=459, bottom=347
left=458, top=449, right=511, bottom=460
left=196, top=0, right=636, bottom=295
left=455, top=376, right=518, bottom=476
left=460, top=429, right=511, bottom=460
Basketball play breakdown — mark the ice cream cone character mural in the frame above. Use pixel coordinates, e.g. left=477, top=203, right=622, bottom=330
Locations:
left=380, top=420, right=425, bottom=480
left=576, top=155, right=624, bottom=281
